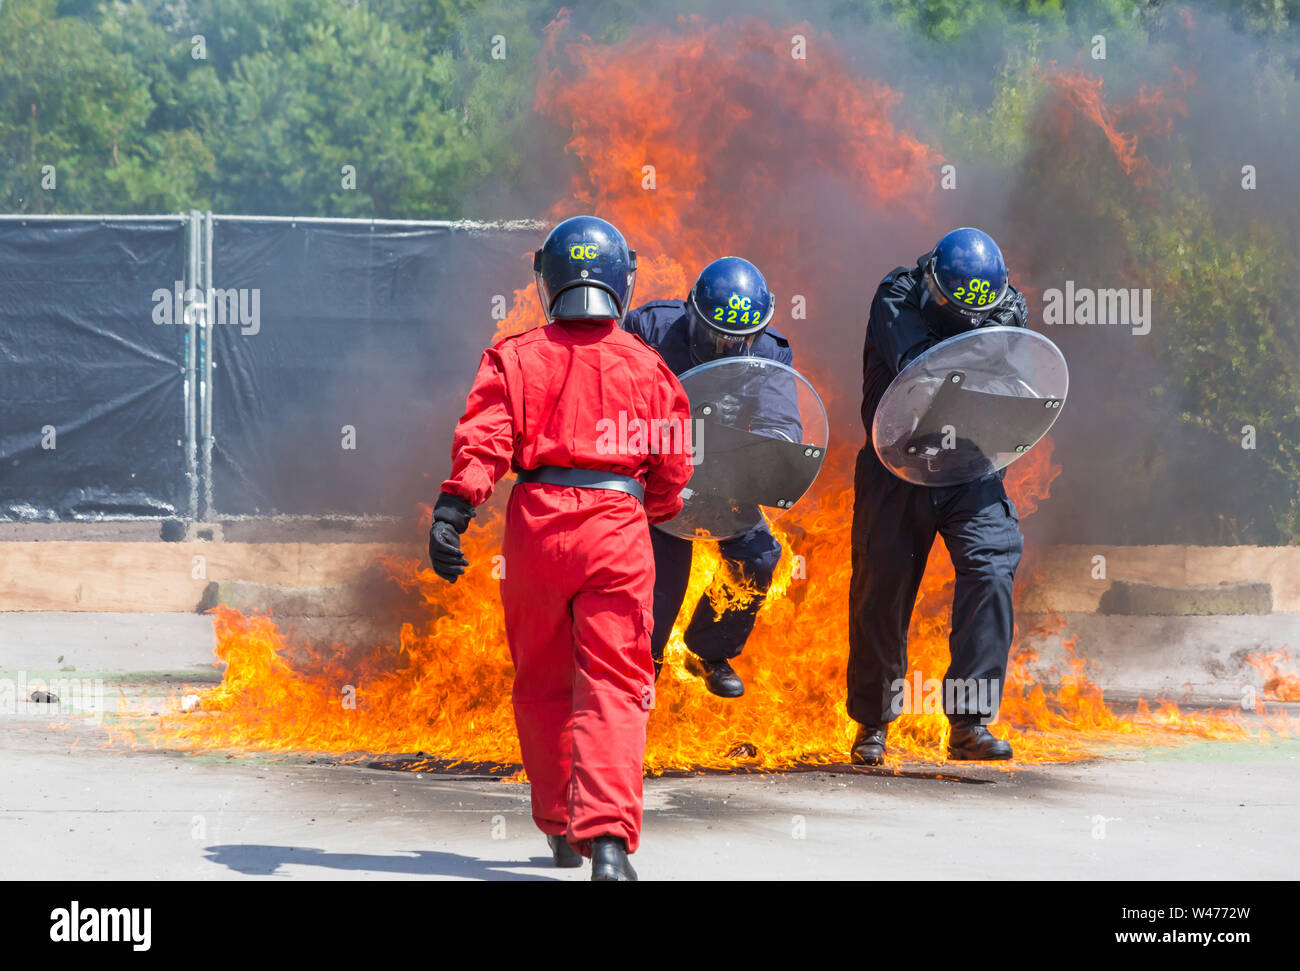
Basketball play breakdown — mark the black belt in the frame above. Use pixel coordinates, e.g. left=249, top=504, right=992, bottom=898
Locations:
left=516, top=466, right=645, bottom=504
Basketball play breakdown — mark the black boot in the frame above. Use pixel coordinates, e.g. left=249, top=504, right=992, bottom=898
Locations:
left=700, top=658, right=745, bottom=698
left=947, top=715, right=1013, bottom=760
left=850, top=722, right=888, bottom=765
left=591, top=836, right=637, bottom=881
left=546, top=834, right=582, bottom=868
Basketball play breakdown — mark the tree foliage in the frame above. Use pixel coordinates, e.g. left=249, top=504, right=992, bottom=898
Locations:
left=2, top=0, right=1298, bottom=540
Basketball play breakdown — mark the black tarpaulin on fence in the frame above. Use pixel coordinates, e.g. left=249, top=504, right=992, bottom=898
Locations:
left=210, top=220, right=535, bottom=516
left=0, top=218, right=190, bottom=519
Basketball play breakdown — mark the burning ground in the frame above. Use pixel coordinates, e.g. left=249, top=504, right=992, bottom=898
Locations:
left=113, top=13, right=1297, bottom=771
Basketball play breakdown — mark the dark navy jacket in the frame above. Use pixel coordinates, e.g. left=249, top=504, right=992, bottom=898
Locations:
left=623, top=299, right=793, bottom=374
left=623, top=299, right=800, bottom=442
left=862, top=259, right=1028, bottom=438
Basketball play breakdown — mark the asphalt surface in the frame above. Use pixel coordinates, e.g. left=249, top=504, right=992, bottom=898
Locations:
left=2, top=683, right=1297, bottom=880
left=2, top=611, right=1297, bottom=880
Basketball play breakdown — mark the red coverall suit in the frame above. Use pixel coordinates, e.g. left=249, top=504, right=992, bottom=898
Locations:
left=441, top=319, right=693, bottom=854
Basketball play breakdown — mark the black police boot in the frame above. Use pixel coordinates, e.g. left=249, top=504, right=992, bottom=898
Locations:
left=546, top=834, right=582, bottom=868
left=590, top=836, right=637, bottom=881
left=850, top=722, right=888, bottom=765
left=700, top=658, right=745, bottom=698
left=947, top=715, right=1013, bottom=760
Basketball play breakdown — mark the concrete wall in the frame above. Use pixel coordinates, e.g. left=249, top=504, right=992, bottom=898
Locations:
left=0, top=542, right=403, bottom=612
left=1020, top=545, right=1300, bottom=614
left=1, top=540, right=1297, bottom=614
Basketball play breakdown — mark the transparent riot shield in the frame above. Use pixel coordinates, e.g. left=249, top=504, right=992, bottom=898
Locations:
left=656, top=357, right=830, bottom=541
left=872, top=326, right=1068, bottom=487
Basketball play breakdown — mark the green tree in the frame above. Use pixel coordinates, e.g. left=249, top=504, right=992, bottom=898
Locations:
left=0, top=0, right=159, bottom=211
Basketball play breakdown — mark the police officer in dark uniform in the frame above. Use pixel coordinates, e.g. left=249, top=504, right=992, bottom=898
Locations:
left=849, top=228, right=1028, bottom=763
left=623, top=257, right=791, bottom=698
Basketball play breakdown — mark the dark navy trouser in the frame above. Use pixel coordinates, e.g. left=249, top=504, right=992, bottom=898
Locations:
left=649, top=524, right=782, bottom=675
left=847, top=444, right=1023, bottom=725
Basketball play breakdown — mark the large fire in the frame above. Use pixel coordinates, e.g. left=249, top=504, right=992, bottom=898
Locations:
left=1038, top=66, right=1193, bottom=188
left=118, top=16, right=1293, bottom=770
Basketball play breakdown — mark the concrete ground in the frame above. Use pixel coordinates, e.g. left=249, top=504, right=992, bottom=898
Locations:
left=1, top=613, right=1298, bottom=880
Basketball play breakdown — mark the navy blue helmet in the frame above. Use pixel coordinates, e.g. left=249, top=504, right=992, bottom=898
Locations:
left=923, top=227, right=1010, bottom=326
left=533, top=216, right=637, bottom=323
left=687, top=256, right=775, bottom=360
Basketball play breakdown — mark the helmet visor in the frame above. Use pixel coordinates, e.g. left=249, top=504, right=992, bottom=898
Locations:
left=924, top=267, right=996, bottom=327
left=926, top=255, right=1007, bottom=322
left=688, top=302, right=758, bottom=358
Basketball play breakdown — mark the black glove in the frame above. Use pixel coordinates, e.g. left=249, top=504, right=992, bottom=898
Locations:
left=429, top=491, right=476, bottom=583
left=983, top=287, right=1028, bottom=328
left=433, top=491, right=476, bottom=532
left=715, top=393, right=742, bottom=426
left=428, top=521, right=467, bottom=583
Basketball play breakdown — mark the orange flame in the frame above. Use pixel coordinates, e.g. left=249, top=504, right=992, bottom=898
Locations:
left=1038, top=65, right=1193, bottom=187
left=115, top=17, right=1291, bottom=770
left=1246, top=650, right=1300, bottom=703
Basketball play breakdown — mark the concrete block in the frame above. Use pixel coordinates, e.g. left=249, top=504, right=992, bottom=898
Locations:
left=196, top=580, right=363, bottom=617
left=1098, top=580, right=1273, bottom=616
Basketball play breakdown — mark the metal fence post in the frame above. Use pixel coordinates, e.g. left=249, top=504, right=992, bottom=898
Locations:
left=201, top=210, right=214, bottom=521
left=185, top=210, right=200, bottom=520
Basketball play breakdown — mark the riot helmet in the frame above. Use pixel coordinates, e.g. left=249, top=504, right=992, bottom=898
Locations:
left=686, top=257, right=774, bottom=361
left=533, top=216, right=637, bottom=323
left=921, top=227, right=1010, bottom=330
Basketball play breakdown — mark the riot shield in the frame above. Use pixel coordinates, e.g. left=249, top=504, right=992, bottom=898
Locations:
left=656, top=357, right=829, bottom=541
left=873, top=326, right=1067, bottom=487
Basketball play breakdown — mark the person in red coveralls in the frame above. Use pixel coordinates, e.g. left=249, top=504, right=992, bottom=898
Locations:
left=428, top=216, right=693, bottom=881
